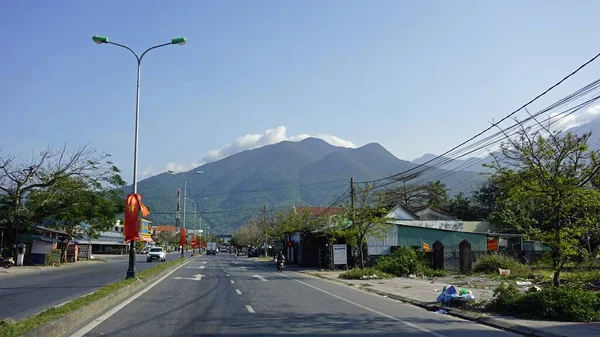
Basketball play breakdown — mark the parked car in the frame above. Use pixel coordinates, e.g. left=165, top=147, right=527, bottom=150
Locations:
left=146, top=247, right=166, bottom=262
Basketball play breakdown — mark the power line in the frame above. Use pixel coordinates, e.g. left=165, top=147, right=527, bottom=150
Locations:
left=361, top=72, right=600, bottom=189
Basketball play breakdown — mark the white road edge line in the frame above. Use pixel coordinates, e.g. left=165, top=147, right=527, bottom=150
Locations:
left=226, top=274, right=230, bottom=277
left=68, top=260, right=191, bottom=337
left=235, top=289, right=242, bottom=295
left=245, top=305, right=255, bottom=313
left=277, top=272, right=447, bottom=337
left=230, top=280, right=235, bottom=284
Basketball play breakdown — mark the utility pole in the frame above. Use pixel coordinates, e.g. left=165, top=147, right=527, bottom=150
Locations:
left=350, top=178, right=356, bottom=267
left=263, top=205, right=268, bottom=257
left=350, top=178, right=356, bottom=221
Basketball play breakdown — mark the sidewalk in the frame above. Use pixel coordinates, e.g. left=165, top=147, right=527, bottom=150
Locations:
left=298, top=269, right=600, bottom=337
left=0, top=258, right=106, bottom=276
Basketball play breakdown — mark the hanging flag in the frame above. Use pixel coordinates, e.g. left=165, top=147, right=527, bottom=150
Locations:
left=180, top=228, right=187, bottom=246
left=191, top=235, right=197, bottom=248
left=124, top=193, right=150, bottom=243
left=419, top=237, right=431, bottom=252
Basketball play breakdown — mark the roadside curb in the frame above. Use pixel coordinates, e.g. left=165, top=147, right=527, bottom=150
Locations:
left=300, top=271, right=566, bottom=337
left=23, top=258, right=189, bottom=337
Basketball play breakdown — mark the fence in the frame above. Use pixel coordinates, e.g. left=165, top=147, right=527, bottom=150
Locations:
left=429, top=239, right=549, bottom=274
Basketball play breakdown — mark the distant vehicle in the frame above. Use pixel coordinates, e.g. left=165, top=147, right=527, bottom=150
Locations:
left=146, top=247, right=166, bottom=262
left=207, top=242, right=218, bottom=255
left=139, top=249, right=148, bottom=255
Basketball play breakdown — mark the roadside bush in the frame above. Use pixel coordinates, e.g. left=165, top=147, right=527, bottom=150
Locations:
left=339, top=268, right=391, bottom=280
left=375, top=247, right=423, bottom=277
left=473, top=254, right=530, bottom=277
left=488, top=283, right=600, bottom=322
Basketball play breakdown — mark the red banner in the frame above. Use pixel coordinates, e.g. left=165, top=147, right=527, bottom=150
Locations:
left=191, top=235, right=197, bottom=248
left=124, top=193, right=150, bottom=243
left=180, top=228, right=187, bottom=246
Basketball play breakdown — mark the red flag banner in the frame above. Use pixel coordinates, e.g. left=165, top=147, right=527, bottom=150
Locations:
left=124, top=193, right=151, bottom=243
left=180, top=228, right=187, bottom=246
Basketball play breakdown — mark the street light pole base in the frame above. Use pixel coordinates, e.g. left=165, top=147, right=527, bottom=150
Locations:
left=126, top=241, right=136, bottom=279
left=126, top=268, right=137, bottom=279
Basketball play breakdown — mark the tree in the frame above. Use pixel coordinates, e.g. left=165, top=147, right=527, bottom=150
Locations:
left=488, top=123, right=600, bottom=286
left=155, top=231, right=179, bottom=247
left=0, top=144, right=119, bottom=246
left=426, top=180, right=448, bottom=209
left=348, top=182, right=392, bottom=269
left=27, top=170, right=124, bottom=262
left=444, top=192, right=480, bottom=220
left=378, top=177, right=448, bottom=211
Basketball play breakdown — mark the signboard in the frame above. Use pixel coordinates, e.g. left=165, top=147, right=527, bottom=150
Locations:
left=140, top=219, right=152, bottom=242
left=333, top=244, right=347, bottom=265
left=49, top=250, right=61, bottom=265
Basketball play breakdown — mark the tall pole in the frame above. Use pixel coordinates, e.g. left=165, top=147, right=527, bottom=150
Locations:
left=125, top=61, right=142, bottom=279
left=350, top=178, right=355, bottom=220
left=263, top=206, right=268, bottom=257
left=93, top=35, right=187, bottom=279
left=181, top=175, right=187, bottom=258
left=350, top=177, right=356, bottom=267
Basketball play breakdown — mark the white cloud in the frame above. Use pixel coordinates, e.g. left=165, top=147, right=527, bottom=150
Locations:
left=550, top=103, right=600, bottom=131
left=140, top=126, right=356, bottom=178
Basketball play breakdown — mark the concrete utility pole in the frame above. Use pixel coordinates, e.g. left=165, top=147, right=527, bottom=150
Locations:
left=263, top=206, right=268, bottom=257
left=350, top=178, right=355, bottom=221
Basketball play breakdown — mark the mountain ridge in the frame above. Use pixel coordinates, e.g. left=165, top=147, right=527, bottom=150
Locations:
left=134, top=137, right=482, bottom=233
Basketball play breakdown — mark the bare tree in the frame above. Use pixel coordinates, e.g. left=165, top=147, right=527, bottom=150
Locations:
left=0, top=143, right=119, bottom=245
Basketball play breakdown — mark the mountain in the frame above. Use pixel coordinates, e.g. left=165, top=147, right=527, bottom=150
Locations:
left=412, top=153, right=494, bottom=173
left=135, top=138, right=483, bottom=233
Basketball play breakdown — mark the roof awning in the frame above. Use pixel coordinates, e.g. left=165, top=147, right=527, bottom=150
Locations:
left=31, top=234, right=60, bottom=243
left=140, top=236, right=153, bottom=243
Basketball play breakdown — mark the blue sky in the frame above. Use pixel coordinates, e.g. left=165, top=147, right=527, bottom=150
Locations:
left=3, top=1, right=600, bottom=184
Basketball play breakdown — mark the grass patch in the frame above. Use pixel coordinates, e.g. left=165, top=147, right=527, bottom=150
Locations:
left=339, top=268, right=392, bottom=280
left=0, top=257, right=185, bottom=337
left=422, top=267, right=447, bottom=278
left=473, top=254, right=530, bottom=278
left=488, top=283, right=600, bottom=322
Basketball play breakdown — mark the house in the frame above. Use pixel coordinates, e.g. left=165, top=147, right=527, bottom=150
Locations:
left=367, top=205, right=488, bottom=256
left=284, top=206, right=348, bottom=267
left=72, top=221, right=129, bottom=255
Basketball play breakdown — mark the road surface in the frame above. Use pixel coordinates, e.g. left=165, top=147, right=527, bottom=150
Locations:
left=68, top=254, right=519, bottom=337
left=0, top=252, right=184, bottom=320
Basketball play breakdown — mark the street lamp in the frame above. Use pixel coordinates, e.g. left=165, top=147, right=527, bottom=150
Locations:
left=169, top=170, right=202, bottom=257
left=93, top=35, right=187, bottom=279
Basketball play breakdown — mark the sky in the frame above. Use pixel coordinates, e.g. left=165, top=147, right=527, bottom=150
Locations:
left=3, top=0, right=600, bottom=184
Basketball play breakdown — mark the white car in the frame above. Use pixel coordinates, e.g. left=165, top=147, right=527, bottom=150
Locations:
left=146, top=247, right=166, bottom=262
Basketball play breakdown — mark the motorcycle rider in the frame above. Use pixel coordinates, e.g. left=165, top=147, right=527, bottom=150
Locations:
left=276, top=250, right=285, bottom=270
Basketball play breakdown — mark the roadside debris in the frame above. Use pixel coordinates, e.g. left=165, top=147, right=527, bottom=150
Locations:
left=436, top=285, right=475, bottom=304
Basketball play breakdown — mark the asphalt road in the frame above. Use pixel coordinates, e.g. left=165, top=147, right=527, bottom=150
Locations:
left=0, top=252, right=184, bottom=320
left=67, top=254, right=520, bottom=337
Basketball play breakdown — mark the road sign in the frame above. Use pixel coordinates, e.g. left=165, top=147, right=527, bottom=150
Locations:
left=333, top=244, right=347, bottom=265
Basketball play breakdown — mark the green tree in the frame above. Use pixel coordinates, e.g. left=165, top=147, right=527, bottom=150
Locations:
left=27, top=170, right=124, bottom=262
left=444, top=192, right=480, bottom=220
left=348, top=183, right=392, bottom=269
left=426, top=180, right=448, bottom=209
left=0, top=144, right=118, bottom=247
left=488, top=125, right=600, bottom=286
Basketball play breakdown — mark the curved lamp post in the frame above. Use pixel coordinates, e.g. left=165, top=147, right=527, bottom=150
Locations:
left=93, top=35, right=187, bottom=279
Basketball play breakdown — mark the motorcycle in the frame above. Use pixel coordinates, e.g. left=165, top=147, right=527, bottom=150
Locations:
left=277, top=261, right=285, bottom=272
left=2, top=257, right=15, bottom=269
